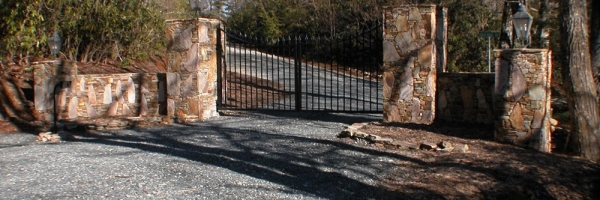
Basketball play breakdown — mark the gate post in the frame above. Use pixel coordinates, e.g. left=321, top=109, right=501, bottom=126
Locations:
left=165, top=18, right=220, bottom=122
left=382, top=5, right=444, bottom=124
left=493, top=49, right=552, bottom=152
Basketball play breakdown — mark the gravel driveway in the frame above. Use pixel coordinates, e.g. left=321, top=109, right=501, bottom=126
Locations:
left=0, top=112, right=400, bottom=199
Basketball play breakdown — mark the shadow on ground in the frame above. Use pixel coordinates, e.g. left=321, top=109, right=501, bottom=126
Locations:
left=68, top=113, right=403, bottom=199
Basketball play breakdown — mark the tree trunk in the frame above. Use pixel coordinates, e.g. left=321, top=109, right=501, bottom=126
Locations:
left=591, top=0, right=600, bottom=94
left=560, top=0, right=600, bottom=163
left=537, top=0, right=550, bottom=48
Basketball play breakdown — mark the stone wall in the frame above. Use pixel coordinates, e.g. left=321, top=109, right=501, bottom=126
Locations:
left=32, top=18, right=220, bottom=129
left=493, top=49, right=552, bottom=151
left=33, top=62, right=166, bottom=123
left=382, top=5, right=442, bottom=124
left=436, top=73, right=495, bottom=124
left=165, top=18, right=220, bottom=121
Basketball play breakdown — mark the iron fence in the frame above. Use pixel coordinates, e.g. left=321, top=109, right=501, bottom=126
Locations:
left=217, top=25, right=383, bottom=113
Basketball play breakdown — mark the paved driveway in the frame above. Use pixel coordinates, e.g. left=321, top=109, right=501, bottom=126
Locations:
left=0, top=112, right=400, bottom=199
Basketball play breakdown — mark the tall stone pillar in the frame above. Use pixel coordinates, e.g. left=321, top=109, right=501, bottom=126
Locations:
left=33, top=60, right=78, bottom=122
left=493, top=49, right=552, bottom=152
left=382, top=5, right=445, bottom=124
left=166, top=18, right=220, bottom=122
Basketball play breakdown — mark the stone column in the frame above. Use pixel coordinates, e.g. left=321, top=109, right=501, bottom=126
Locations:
left=33, top=60, right=77, bottom=122
left=493, top=49, right=552, bottom=152
left=382, top=5, right=443, bottom=124
left=166, top=18, right=220, bottom=122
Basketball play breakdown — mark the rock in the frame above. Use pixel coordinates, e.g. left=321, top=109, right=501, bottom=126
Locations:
left=391, top=140, right=420, bottom=150
left=337, top=130, right=352, bottom=138
left=354, top=131, right=368, bottom=138
left=454, top=144, right=470, bottom=153
left=37, top=131, right=74, bottom=142
left=419, top=142, right=437, bottom=150
left=372, top=136, right=394, bottom=144
left=436, top=141, right=455, bottom=151
left=37, top=132, right=53, bottom=142
left=348, top=122, right=367, bottom=130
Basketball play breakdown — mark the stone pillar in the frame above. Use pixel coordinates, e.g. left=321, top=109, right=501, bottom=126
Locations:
left=166, top=18, right=220, bottom=122
left=382, top=5, right=444, bottom=124
left=493, top=49, right=552, bottom=152
left=33, top=60, right=78, bottom=122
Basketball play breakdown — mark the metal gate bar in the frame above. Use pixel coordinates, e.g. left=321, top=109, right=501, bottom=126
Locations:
left=217, top=25, right=383, bottom=113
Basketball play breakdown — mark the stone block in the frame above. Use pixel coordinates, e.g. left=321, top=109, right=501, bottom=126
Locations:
left=68, top=97, right=78, bottom=119
left=395, top=14, right=409, bottom=32
left=528, top=85, right=546, bottom=101
left=383, top=72, right=395, bottom=99
left=395, top=31, right=417, bottom=55
left=127, top=77, right=136, bottom=104
left=140, top=93, right=149, bottom=116
left=383, top=40, right=401, bottom=62
left=411, top=98, right=421, bottom=122
left=398, top=59, right=415, bottom=100
left=418, top=44, right=433, bottom=68
left=166, top=73, right=180, bottom=96
left=167, top=99, right=175, bottom=117
left=510, top=63, right=527, bottom=102
left=103, top=83, right=112, bottom=104
left=509, top=103, right=526, bottom=131
left=198, top=71, right=209, bottom=94
left=123, top=104, right=131, bottom=116
left=189, top=98, right=200, bottom=116
left=85, top=101, right=97, bottom=118
left=182, top=74, right=195, bottom=97
left=198, top=25, right=210, bottom=44
left=184, top=44, right=199, bottom=72
left=167, top=26, right=193, bottom=52
left=408, top=7, right=422, bottom=21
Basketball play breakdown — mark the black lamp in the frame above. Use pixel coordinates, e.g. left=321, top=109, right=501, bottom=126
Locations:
left=190, top=0, right=210, bottom=16
left=47, top=31, right=62, bottom=58
left=512, top=4, right=533, bottom=47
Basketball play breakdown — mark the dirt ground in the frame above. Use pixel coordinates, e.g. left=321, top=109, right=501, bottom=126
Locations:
left=341, top=122, right=600, bottom=200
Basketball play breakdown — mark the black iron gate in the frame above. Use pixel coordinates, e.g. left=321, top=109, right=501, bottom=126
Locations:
left=217, top=25, right=383, bottom=112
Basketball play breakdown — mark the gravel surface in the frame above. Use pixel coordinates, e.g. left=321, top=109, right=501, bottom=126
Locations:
left=0, top=112, right=399, bottom=199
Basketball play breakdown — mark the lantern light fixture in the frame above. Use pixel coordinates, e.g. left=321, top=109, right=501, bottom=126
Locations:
left=512, top=4, right=533, bottom=48
left=47, top=31, right=62, bottom=58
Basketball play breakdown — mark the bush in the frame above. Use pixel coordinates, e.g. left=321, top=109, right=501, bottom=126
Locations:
left=0, top=0, right=165, bottom=63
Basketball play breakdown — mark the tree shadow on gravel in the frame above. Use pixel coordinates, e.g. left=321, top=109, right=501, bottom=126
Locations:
left=244, top=110, right=383, bottom=125
left=71, top=118, right=415, bottom=199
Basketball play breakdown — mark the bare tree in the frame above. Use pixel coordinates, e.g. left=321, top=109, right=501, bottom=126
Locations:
left=559, top=0, right=600, bottom=162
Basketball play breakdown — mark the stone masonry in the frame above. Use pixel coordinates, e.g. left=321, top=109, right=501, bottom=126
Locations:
left=493, top=49, right=552, bottom=151
left=166, top=18, right=220, bottom=121
left=382, top=5, right=443, bottom=124
left=33, top=61, right=166, bottom=124
left=32, top=18, right=220, bottom=129
left=437, top=73, right=495, bottom=124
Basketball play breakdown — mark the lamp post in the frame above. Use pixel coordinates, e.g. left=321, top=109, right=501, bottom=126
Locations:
left=47, top=31, right=64, bottom=133
left=512, top=4, right=533, bottom=48
left=47, top=31, right=62, bottom=59
left=190, top=0, right=210, bottom=17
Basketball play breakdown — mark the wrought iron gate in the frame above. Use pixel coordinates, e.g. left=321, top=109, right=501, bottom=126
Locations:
left=217, top=25, right=383, bottom=113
